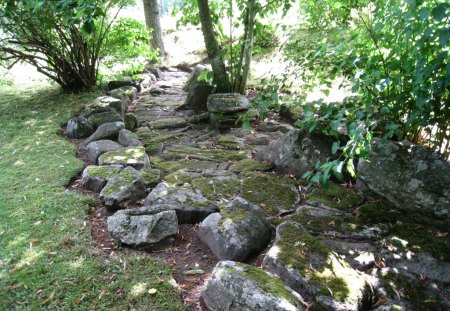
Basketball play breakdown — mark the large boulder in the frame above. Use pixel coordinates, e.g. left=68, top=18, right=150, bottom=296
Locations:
left=66, top=116, right=94, bottom=139
left=182, top=64, right=208, bottom=92
left=86, top=140, right=123, bottom=164
left=198, top=198, right=272, bottom=261
left=80, top=165, right=122, bottom=193
left=98, top=146, right=150, bottom=170
left=201, top=261, right=304, bottom=311
left=107, top=205, right=178, bottom=250
left=99, top=166, right=148, bottom=210
left=357, top=139, right=450, bottom=229
left=256, top=129, right=335, bottom=178
left=83, top=121, right=125, bottom=146
left=143, top=182, right=218, bottom=224
left=262, top=221, right=372, bottom=311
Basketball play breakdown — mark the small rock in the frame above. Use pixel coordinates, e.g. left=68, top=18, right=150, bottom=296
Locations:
left=118, top=129, right=142, bottom=147
left=108, top=78, right=141, bottom=92
left=87, top=110, right=122, bottom=128
left=91, top=96, right=126, bottom=115
left=86, top=140, right=123, bottom=164
left=107, top=206, right=178, bottom=249
left=202, top=261, right=304, bottom=311
left=184, top=269, right=204, bottom=275
left=245, top=133, right=271, bottom=146
left=199, top=198, right=272, bottom=261
left=80, top=165, right=122, bottom=193
left=150, top=67, right=162, bottom=79
left=83, top=121, right=125, bottom=146
left=216, top=135, right=245, bottom=150
left=259, top=122, right=295, bottom=133
left=98, top=146, right=150, bottom=170
left=100, top=166, right=148, bottom=210
left=67, top=116, right=94, bottom=139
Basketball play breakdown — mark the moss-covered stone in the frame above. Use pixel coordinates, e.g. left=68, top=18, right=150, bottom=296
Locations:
left=390, top=223, right=450, bottom=261
left=141, top=169, right=161, bottom=188
left=109, top=86, right=137, bottom=100
left=356, top=200, right=402, bottom=224
left=237, top=263, right=301, bottom=306
left=164, top=145, right=250, bottom=162
left=229, top=158, right=273, bottom=173
left=148, top=117, right=188, bottom=129
left=135, top=127, right=181, bottom=155
left=87, top=111, right=122, bottom=127
left=85, top=165, right=121, bottom=180
left=192, top=177, right=241, bottom=201
left=307, top=183, right=361, bottom=211
left=98, top=146, right=149, bottom=169
left=240, top=171, right=299, bottom=216
left=151, top=159, right=217, bottom=174
left=124, top=113, right=138, bottom=130
left=275, top=222, right=368, bottom=305
left=101, top=167, right=140, bottom=196
left=164, top=170, right=201, bottom=187
left=217, top=135, right=243, bottom=150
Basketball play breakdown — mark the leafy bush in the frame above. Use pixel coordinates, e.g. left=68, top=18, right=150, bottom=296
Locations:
left=258, top=0, right=450, bottom=184
left=101, top=17, right=159, bottom=78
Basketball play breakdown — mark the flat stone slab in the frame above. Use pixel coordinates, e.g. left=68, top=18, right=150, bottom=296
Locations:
left=143, top=182, right=218, bottom=224
left=86, top=140, right=123, bottom=164
left=207, top=93, right=251, bottom=113
left=163, top=145, right=251, bottom=162
left=87, top=110, right=122, bottom=128
left=107, top=206, right=178, bottom=250
left=81, top=165, right=122, bottom=193
left=148, top=117, right=188, bottom=129
left=202, top=261, right=305, bottom=311
left=118, top=129, right=142, bottom=147
left=98, top=146, right=150, bottom=170
left=83, top=121, right=125, bottom=145
left=199, top=198, right=272, bottom=261
left=99, top=166, right=147, bottom=210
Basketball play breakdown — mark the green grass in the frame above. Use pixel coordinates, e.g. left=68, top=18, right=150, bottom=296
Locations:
left=0, top=85, right=184, bottom=310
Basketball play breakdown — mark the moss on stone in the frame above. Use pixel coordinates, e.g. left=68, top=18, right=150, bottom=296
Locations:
left=236, top=263, right=301, bottom=306
left=390, top=223, right=450, bottom=261
left=277, top=222, right=366, bottom=304
left=141, top=169, right=160, bottom=188
left=165, top=145, right=250, bottom=162
left=148, top=117, right=187, bottom=129
left=164, top=170, right=200, bottom=187
left=356, top=200, right=402, bottom=224
left=217, top=135, right=242, bottom=150
left=98, top=146, right=147, bottom=167
left=308, top=183, right=361, bottom=211
left=85, top=165, right=121, bottom=179
left=88, top=111, right=122, bottom=127
left=191, top=177, right=241, bottom=201
left=135, top=127, right=180, bottom=155
left=240, top=171, right=299, bottom=216
left=151, top=159, right=217, bottom=174
left=281, top=212, right=362, bottom=235
left=229, top=159, right=273, bottom=173
left=102, top=168, right=138, bottom=196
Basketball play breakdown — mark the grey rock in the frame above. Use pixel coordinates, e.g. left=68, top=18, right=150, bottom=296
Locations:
left=262, top=221, right=372, bottom=310
left=99, top=166, right=148, bottom=210
left=357, top=139, right=450, bottom=229
left=98, top=146, right=149, bottom=170
left=108, top=78, right=141, bottom=93
left=183, top=64, right=207, bottom=92
left=107, top=206, right=178, bottom=249
left=109, top=85, right=138, bottom=101
left=201, top=261, right=304, bottom=311
left=86, top=140, right=123, bottom=164
left=148, top=117, right=188, bottom=129
left=150, top=67, right=162, bottom=79
left=185, top=83, right=214, bottom=112
left=83, top=121, right=125, bottom=145
left=118, top=129, right=142, bottom=147
left=246, top=134, right=271, bottom=146
left=320, top=239, right=377, bottom=269
left=87, top=110, right=122, bottom=128
left=143, top=183, right=218, bottom=224
left=207, top=93, right=251, bottom=113
left=141, top=168, right=161, bottom=188
left=187, top=112, right=210, bottom=124
left=91, top=96, right=126, bottom=115
left=256, top=129, right=335, bottom=178
left=198, top=198, right=272, bottom=261
left=67, top=116, right=94, bottom=139
left=259, top=122, right=295, bottom=134
left=80, top=165, right=122, bottom=193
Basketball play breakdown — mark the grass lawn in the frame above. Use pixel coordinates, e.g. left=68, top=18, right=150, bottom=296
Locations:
left=0, top=85, right=184, bottom=310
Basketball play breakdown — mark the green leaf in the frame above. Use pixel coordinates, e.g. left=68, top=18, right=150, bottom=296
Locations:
left=331, top=141, right=340, bottom=154
left=431, top=3, right=449, bottom=21
left=418, top=8, right=430, bottom=21
left=346, top=160, right=356, bottom=178
left=438, top=29, right=450, bottom=48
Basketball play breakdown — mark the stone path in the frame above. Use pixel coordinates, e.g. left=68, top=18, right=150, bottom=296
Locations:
left=69, top=69, right=450, bottom=310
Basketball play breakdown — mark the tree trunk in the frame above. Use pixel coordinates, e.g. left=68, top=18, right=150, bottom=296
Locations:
left=143, top=0, right=165, bottom=58
left=197, top=0, right=232, bottom=93
left=234, top=0, right=257, bottom=94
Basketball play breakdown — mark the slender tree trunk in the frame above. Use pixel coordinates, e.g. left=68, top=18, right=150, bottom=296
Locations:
left=143, top=0, right=165, bottom=58
left=234, top=0, right=257, bottom=94
left=197, top=0, right=232, bottom=93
